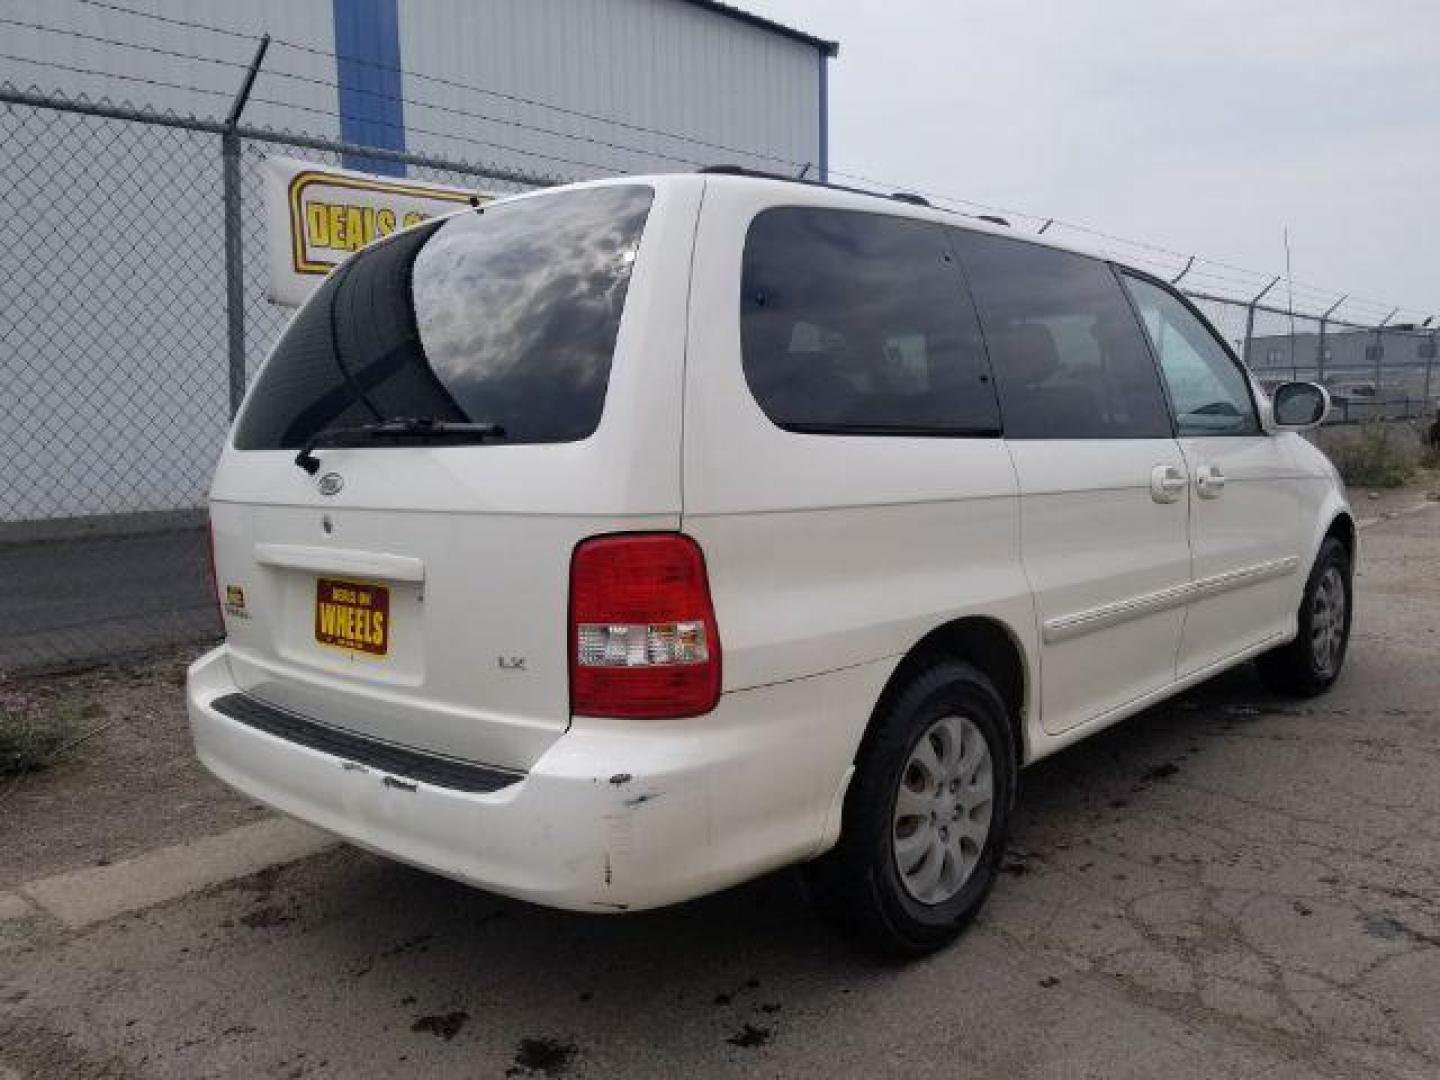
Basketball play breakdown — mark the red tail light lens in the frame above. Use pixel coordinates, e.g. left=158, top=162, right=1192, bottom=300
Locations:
left=569, top=533, right=722, bottom=718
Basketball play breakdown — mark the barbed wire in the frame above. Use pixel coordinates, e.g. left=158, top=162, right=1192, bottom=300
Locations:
left=14, top=0, right=1438, bottom=324
left=0, top=51, right=663, bottom=177
left=67, top=0, right=809, bottom=171
left=0, top=16, right=714, bottom=170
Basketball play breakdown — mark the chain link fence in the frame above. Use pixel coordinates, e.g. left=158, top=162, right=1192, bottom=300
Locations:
left=1, top=87, right=1435, bottom=671
left=0, top=88, right=556, bottom=672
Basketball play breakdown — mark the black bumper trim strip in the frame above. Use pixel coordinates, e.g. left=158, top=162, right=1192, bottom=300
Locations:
left=210, top=692, right=523, bottom=795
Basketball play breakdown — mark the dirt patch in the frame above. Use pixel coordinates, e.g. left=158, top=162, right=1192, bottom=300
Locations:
left=1347, top=470, right=1440, bottom=517
left=0, top=645, right=268, bottom=889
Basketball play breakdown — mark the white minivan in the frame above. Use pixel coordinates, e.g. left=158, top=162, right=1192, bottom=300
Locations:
left=188, top=170, right=1353, bottom=954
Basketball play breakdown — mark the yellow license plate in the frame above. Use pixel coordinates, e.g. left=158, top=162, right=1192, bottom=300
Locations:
left=314, top=578, right=390, bottom=656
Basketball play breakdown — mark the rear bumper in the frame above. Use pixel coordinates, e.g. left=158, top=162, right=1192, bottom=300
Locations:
left=187, top=645, right=888, bottom=911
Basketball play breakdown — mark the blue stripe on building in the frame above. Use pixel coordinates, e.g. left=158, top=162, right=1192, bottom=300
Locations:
left=817, top=52, right=829, bottom=183
left=332, top=0, right=407, bottom=176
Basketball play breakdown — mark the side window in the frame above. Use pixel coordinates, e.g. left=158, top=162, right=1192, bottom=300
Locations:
left=740, top=208, right=999, bottom=435
left=1122, top=274, right=1261, bottom=436
left=948, top=229, right=1172, bottom=439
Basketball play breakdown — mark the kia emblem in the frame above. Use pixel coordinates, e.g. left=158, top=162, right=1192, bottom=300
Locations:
left=317, top=472, right=344, bottom=497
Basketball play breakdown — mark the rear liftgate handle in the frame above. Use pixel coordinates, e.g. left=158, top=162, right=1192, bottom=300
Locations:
left=1150, top=463, right=1188, bottom=504
left=1195, top=464, right=1227, bottom=499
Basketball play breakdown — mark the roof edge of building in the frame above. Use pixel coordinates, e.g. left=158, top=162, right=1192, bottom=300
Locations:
left=677, top=0, right=839, bottom=55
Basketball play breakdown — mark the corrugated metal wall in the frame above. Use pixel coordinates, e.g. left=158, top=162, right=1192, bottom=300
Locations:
left=1, top=0, right=822, bottom=177
left=0, top=0, right=341, bottom=137
left=396, top=0, right=821, bottom=178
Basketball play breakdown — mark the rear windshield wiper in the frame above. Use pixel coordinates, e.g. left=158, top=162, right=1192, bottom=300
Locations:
left=294, top=418, right=506, bottom=474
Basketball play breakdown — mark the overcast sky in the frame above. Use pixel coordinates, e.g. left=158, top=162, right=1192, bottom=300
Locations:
left=742, top=0, right=1438, bottom=322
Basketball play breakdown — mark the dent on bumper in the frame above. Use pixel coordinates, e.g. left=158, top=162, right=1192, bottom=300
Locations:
left=187, top=646, right=887, bottom=912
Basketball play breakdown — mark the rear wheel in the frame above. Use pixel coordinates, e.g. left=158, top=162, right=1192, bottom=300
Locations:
left=806, top=658, right=1016, bottom=956
left=1256, top=536, right=1352, bottom=696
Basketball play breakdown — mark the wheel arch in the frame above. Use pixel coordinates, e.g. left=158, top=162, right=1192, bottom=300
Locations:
left=1324, top=510, right=1356, bottom=568
left=875, top=616, right=1031, bottom=767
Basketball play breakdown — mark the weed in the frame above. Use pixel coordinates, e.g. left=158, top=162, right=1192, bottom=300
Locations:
left=1314, top=421, right=1421, bottom=488
left=0, top=689, right=80, bottom=775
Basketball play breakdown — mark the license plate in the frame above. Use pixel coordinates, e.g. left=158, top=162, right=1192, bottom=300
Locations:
left=314, top=578, right=390, bottom=656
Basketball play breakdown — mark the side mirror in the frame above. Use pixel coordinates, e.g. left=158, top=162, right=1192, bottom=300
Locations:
left=1269, top=381, right=1330, bottom=432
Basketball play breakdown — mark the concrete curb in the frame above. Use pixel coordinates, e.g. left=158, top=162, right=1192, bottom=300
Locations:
left=18, top=816, right=334, bottom=929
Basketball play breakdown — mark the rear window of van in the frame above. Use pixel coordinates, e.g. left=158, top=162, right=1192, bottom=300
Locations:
left=234, top=184, right=654, bottom=449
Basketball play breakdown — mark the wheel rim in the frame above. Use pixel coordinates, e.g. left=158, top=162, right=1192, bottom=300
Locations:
left=1309, top=565, right=1347, bottom=677
left=892, top=714, right=995, bottom=906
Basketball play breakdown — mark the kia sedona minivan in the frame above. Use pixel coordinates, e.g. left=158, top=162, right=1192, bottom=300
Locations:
left=188, top=170, right=1352, bottom=954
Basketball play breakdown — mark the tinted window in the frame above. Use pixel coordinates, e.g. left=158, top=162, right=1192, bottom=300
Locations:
left=1122, top=274, right=1260, bottom=436
left=235, top=185, right=653, bottom=449
left=740, top=208, right=999, bottom=435
left=949, top=230, right=1171, bottom=439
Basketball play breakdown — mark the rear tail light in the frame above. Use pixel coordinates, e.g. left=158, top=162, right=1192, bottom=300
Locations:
left=569, top=533, right=722, bottom=718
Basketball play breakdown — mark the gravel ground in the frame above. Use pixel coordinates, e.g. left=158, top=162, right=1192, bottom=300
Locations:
left=0, top=648, right=264, bottom=889
left=1, top=501, right=1437, bottom=1079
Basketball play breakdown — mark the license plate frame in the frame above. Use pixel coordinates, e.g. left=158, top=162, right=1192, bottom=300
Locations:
left=314, top=577, right=391, bottom=657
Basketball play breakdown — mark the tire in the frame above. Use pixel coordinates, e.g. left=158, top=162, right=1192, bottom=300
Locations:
left=805, top=657, right=1017, bottom=957
left=1256, top=536, right=1353, bottom=697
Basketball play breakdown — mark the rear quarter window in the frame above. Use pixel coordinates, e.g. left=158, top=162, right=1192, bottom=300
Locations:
left=234, top=184, right=654, bottom=449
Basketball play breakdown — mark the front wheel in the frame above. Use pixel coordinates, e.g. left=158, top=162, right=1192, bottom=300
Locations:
left=1256, top=536, right=1353, bottom=696
left=805, top=658, right=1016, bottom=957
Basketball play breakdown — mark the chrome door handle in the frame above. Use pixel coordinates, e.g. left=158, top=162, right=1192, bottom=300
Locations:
left=1150, top=464, right=1187, bottom=504
left=1196, top=465, right=1226, bottom=499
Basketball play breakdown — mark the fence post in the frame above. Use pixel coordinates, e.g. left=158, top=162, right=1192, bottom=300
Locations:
left=222, top=35, right=270, bottom=419
left=1316, top=295, right=1346, bottom=386
left=1242, top=276, right=1281, bottom=369
left=1426, top=329, right=1436, bottom=406
left=1372, top=307, right=1398, bottom=403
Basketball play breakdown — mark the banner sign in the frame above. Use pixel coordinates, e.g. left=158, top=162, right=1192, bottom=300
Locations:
left=262, top=156, right=495, bottom=306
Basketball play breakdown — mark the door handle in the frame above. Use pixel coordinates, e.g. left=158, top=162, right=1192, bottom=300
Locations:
left=1150, top=464, right=1187, bottom=504
left=1195, top=465, right=1227, bottom=499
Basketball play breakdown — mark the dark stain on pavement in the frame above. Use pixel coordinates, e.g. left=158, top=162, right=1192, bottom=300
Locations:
left=507, top=1036, right=578, bottom=1076
left=411, top=1010, right=469, bottom=1041
left=727, top=1022, right=772, bottom=1048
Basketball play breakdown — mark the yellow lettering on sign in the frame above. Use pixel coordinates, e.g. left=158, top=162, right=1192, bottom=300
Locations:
left=304, top=197, right=449, bottom=261
left=305, top=203, right=329, bottom=247
left=327, top=204, right=347, bottom=249
left=371, top=611, right=385, bottom=644
left=345, top=205, right=365, bottom=250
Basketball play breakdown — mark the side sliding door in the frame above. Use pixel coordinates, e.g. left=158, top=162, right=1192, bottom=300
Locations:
left=948, top=229, right=1193, bottom=735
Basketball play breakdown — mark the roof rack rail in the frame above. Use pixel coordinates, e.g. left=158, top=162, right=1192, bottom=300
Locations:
left=697, top=165, right=951, bottom=213
left=976, top=214, right=1010, bottom=227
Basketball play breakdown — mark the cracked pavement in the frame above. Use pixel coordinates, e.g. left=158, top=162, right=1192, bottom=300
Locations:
left=2, top=506, right=1437, bottom=1078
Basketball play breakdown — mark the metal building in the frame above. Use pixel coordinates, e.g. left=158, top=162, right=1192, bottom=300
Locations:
left=0, top=0, right=838, bottom=526
left=2, top=0, right=837, bottom=179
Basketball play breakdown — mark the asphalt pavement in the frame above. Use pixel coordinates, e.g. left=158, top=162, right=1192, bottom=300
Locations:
left=1, top=505, right=1437, bottom=1079
left=0, top=525, right=218, bottom=672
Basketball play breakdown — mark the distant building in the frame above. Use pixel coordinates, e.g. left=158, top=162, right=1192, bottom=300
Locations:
left=1247, top=327, right=1438, bottom=407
